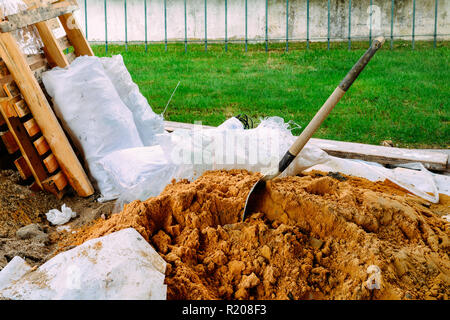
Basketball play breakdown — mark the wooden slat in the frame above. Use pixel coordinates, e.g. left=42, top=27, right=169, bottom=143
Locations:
left=2, top=82, right=20, bottom=99
left=23, top=118, right=41, bottom=137
left=43, top=153, right=59, bottom=173
left=25, top=53, right=46, bottom=66
left=0, top=60, right=9, bottom=77
left=13, top=100, right=30, bottom=117
left=0, top=130, right=19, bottom=154
left=58, top=13, right=94, bottom=57
left=66, top=51, right=76, bottom=64
left=35, top=20, right=69, bottom=68
left=308, top=138, right=448, bottom=172
left=164, top=120, right=449, bottom=172
left=0, top=1, right=78, bottom=33
left=0, top=97, right=18, bottom=118
left=0, top=31, right=94, bottom=196
left=33, top=135, right=50, bottom=155
left=57, top=35, right=71, bottom=51
left=14, top=156, right=32, bottom=179
left=43, top=171, right=67, bottom=191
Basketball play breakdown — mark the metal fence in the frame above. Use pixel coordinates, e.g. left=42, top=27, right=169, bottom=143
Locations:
left=80, top=0, right=447, bottom=53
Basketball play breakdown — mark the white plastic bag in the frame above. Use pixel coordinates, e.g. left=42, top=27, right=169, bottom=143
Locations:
left=42, top=56, right=144, bottom=201
left=46, top=204, right=77, bottom=226
left=100, top=55, right=164, bottom=146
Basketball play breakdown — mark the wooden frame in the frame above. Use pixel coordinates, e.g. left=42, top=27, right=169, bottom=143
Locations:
left=0, top=0, right=94, bottom=197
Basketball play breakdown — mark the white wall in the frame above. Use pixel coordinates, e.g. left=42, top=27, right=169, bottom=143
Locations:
left=74, top=0, right=450, bottom=43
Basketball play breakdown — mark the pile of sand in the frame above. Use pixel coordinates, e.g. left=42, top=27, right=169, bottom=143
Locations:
left=60, top=169, right=450, bottom=300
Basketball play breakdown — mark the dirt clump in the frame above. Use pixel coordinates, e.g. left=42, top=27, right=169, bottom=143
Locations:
left=61, top=169, right=450, bottom=300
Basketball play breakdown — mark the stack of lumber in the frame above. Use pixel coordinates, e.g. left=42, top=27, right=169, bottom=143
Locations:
left=0, top=0, right=93, bottom=198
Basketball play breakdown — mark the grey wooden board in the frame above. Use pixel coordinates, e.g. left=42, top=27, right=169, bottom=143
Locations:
left=0, top=4, right=77, bottom=33
left=164, top=120, right=448, bottom=172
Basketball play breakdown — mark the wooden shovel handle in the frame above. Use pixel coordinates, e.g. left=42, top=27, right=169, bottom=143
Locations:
left=278, top=36, right=385, bottom=173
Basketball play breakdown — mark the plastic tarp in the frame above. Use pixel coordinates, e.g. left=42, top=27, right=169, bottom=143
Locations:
left=0, top=228, right=167, bottom=300
left=102, top=116, right=448, bottom=211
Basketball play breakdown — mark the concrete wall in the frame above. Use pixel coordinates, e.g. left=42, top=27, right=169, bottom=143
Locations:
left=74, top=0, right=450, bottom=43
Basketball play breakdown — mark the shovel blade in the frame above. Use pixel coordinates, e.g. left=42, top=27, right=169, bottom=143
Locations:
left=242, top=179, right=267, bottom=221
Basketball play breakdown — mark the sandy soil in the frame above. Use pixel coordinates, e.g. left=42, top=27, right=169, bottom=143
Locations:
left=55, top=169, right=450, bottom=300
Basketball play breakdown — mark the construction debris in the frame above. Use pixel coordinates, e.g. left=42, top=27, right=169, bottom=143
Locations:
left=0, top=228, right=167, bottom=300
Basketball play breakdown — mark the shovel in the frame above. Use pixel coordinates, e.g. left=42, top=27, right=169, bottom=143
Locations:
left=242, top=36, right=385, bottom=221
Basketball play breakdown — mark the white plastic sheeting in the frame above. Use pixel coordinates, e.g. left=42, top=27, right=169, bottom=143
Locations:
left=107, top=117, right=330, bottom=211
left=0, top=228, right=167, bottom=300
left=108, top=116, right=447, bottom=211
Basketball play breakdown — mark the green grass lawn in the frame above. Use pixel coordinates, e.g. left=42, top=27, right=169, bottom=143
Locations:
left=92, top=41, right=449, bottom=148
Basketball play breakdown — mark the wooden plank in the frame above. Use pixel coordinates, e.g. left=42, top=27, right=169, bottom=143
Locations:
left=25, top=53, right=46, bottom=66
left=33, top=135, right=50, bottom=155
left=66, top=51, right=76, bottom=64
left=0, top=31, right=94, bottom=196
left=0, top=130, right=19, bottom=154
left=163, top=120, right=449, bottom=172
left=35, top=20, right=69, bottom=68
left=58, top=13, right=94, bottom=57
left=2, top=82, right=20, bottom=99
left=0, top=97, right=18, bottom=118
left=57, top=35, right=71, bottom=51
left=13, top=100, right=30, bottom=117
left=0, top=100, right=47, bottom=188
left=43, top=171, right=67, bottom=191
left=43, top=153, right=58, bottom=173
left=0, top=1, right=78, bottom=33
left=14, top=156, right=32, bottom=179
left=23, top=118, right=41, bottom=137
left=0, top=60, right=9, bottom=77
left=308, top=138, right=449, bottom=172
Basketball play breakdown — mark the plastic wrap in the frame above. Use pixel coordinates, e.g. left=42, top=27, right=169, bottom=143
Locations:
left=12, top=26, right=44, bottom=55
left=42, top=56, right=144, bottom=201
left=109, top=117, right=329, bottom=211
left=100, top=55, right=164, bottom=146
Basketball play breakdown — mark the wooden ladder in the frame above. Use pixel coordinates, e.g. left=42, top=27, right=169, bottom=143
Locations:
left=0, top=0, right=94, bottom=198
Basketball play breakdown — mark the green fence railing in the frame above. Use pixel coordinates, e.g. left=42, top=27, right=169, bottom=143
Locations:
left=83, top=0, right=447, bottom=53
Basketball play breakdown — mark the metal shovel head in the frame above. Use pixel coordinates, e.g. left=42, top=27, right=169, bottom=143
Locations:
left=242, top=179, right=267, bottom=221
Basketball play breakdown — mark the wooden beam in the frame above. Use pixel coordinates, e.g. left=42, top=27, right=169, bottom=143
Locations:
left=0, top=1, right=77, bottom=33
left=58, top=13, right=94, bottom=57
left=0, top=32, right=94, bottom=196
left=35, top=20, right=69, bottom=68
left=308, top=138, right=448, bottom=172
left=163, top=120, right=449, bottom=172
